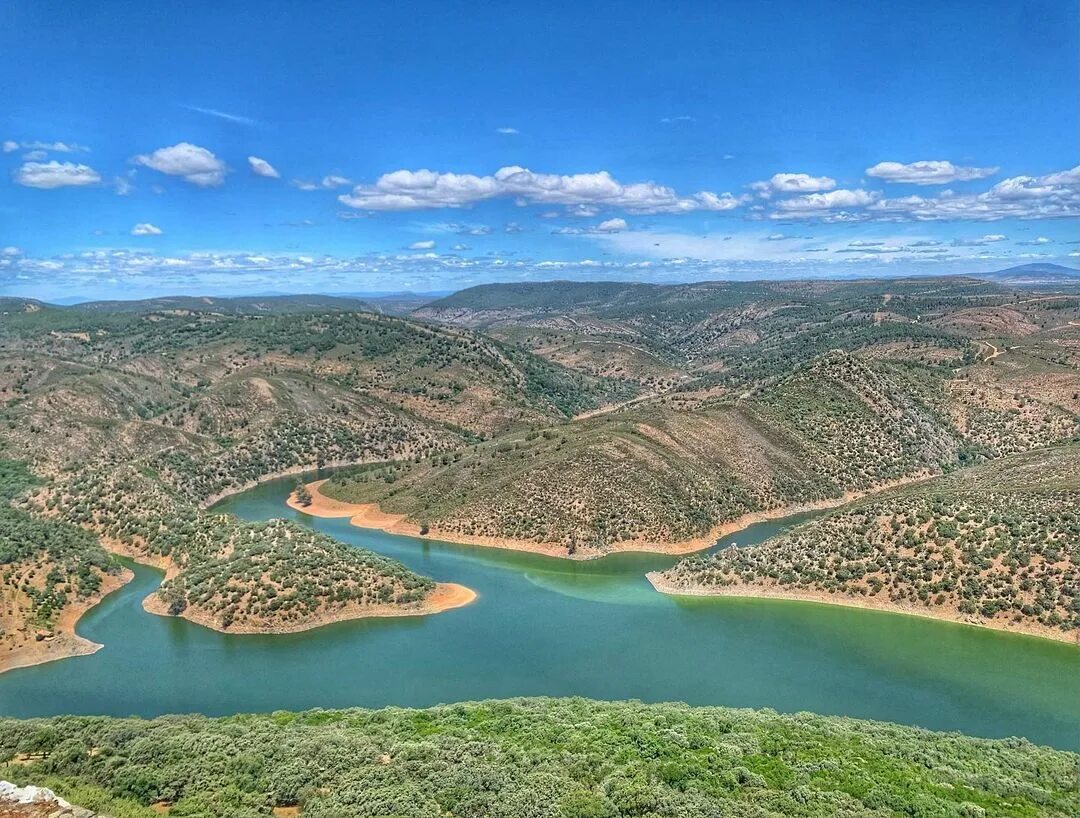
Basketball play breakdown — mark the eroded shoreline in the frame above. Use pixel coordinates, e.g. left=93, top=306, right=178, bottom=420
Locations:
left=0, top=568, right=134, bottom=675
left=141, top=581, right=476, bottom=634
left=0, top=522, right=476, bottom=675
left=645, top=573, right=1079, bottom=646
left=289, top=474, right=934, bottom=561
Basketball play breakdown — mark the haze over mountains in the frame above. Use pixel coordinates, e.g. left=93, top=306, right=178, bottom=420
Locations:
left=2, top=264, right=1076, bottom=316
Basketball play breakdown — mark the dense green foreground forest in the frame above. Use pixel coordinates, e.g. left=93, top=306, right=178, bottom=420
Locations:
left=2, top=698, right=1077, bottom=818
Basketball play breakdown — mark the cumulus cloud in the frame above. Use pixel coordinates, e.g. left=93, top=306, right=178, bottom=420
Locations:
left=772, top=189, right=877, bottom=217
left=407, top=239, right=436, bottom=250
left=555, top=218, right=630, bottom=235
left=13, top=160, right=101, bottom=189
left=752, top=172, right=836, bottom=196
left=495, top=127, right=519, bottom=134
left=1017, top=236, right=1051, bottom=245
left=596, top=218, right=628, bottom=233
left=2, top=141, right=17, bottom=153
left=868, top=165, right=1079, bottom=221
left=337, top=166, right=740, bottom=214
left=133, top=142, right=227, bottom=186
left=248, top=156, right=280, bottom=178
left=131, top=223, right=163, bottom=236
left=865, top=160, right=998, bottom=185
left=564, top=204, right=601, bottom=218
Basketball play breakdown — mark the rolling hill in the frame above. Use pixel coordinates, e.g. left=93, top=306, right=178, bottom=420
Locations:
left=653, top=444, right=1080, bottom=641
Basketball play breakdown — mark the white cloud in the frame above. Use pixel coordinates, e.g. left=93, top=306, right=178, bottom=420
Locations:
left=1042, top=166, right=1080, bottom=186
left=451, top=243, right=470, bottom=251
left=27, top=140, right=87, bottom=153
left=408, top=239, right=436, bottom=250
left=337, top=166, right=740, bottom=214
left=660, top=115, right=695, bottom=124
left=4, top=140, right=89, bottom=155
left=1017, top=236, right=1051, bottom=245
left=131, top=223, right=163, bottom=236
left=13, top=160, right=101, bottom=189
left=248, top=156, right=280, bottom=178
left=772, top=189, right=877, bottom=217
left=21, top=150, right=47, bottom=161
left=292, top=174, right=350, bottom=191
left=495, top=127, right=519, bottom=134
left=555, top=217, right=631, bottom=235
left=565, top=204, right=601, bottom=218
left=867, top=165, right=1080, bottom=221
left=951, top=234, right=1007, bottom=246
left=596, top=218, right=628, bottom=233
left=133, top=142, right=227, bottom=187
left=752, top=172, right=836, bottom=196
left=865, top=160, right=998, bottom=185
left=2, top=246, right=21, bottom=256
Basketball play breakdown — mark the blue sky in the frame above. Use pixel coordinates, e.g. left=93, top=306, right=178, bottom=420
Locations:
left=1, top=0, right=1078, bottom=299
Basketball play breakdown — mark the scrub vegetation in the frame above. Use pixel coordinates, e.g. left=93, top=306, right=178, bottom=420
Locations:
left=1, top=698, right=1077, bottom=818
left=1, top=278, right=1078, bottom=648
left=657, top=445, right=1080, bottom=638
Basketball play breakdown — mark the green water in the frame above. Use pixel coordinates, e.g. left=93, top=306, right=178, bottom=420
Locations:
left=1, top=472, right=1077, bottom=750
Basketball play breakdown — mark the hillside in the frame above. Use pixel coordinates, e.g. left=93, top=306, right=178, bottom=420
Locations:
left=318, top=349, right=1077, bottom=555
left=415, top=276, right=1080, bottom=393
left=0, top=461, right=127, bottom=672
left=653, top=445, right=1080, bottom=641
left=2, top=698, right=1077, bottom=818
left=3, top=307, right=638, bottom=663
left=2, top=278, right=1078, bottom=661
left=973, top=264, right=1080, bottom=287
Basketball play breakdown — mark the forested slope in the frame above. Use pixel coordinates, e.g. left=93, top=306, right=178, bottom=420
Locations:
left=1, top=698, right=1076, bottom=818
left=655, top=445, right=1080, bottom=640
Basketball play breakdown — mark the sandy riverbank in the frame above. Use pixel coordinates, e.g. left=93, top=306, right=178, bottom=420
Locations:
left=142, top=582, right=476, bottom=634
left=288, top=474, right=934, bottom=561
left=0, top=568, right=134, bottom=675
left=645, top=573, right=1079, bottom=645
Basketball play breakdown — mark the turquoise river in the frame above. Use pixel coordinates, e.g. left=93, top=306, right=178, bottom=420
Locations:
left=1, top=471, right=1077, bottom=750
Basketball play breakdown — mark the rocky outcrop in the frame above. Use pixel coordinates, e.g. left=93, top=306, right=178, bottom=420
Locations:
left=0, top=782, right=101, bottom=818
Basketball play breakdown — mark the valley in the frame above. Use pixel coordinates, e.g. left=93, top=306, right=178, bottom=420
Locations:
left=1, top=273, right=1078, bottom=672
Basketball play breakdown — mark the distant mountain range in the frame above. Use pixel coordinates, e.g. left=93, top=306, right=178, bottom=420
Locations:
left=0, top=292, right=437, bottom=316
left=2, top=266, right=1076, bottom=317
left=972, top=262, right=1080, bottom=285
